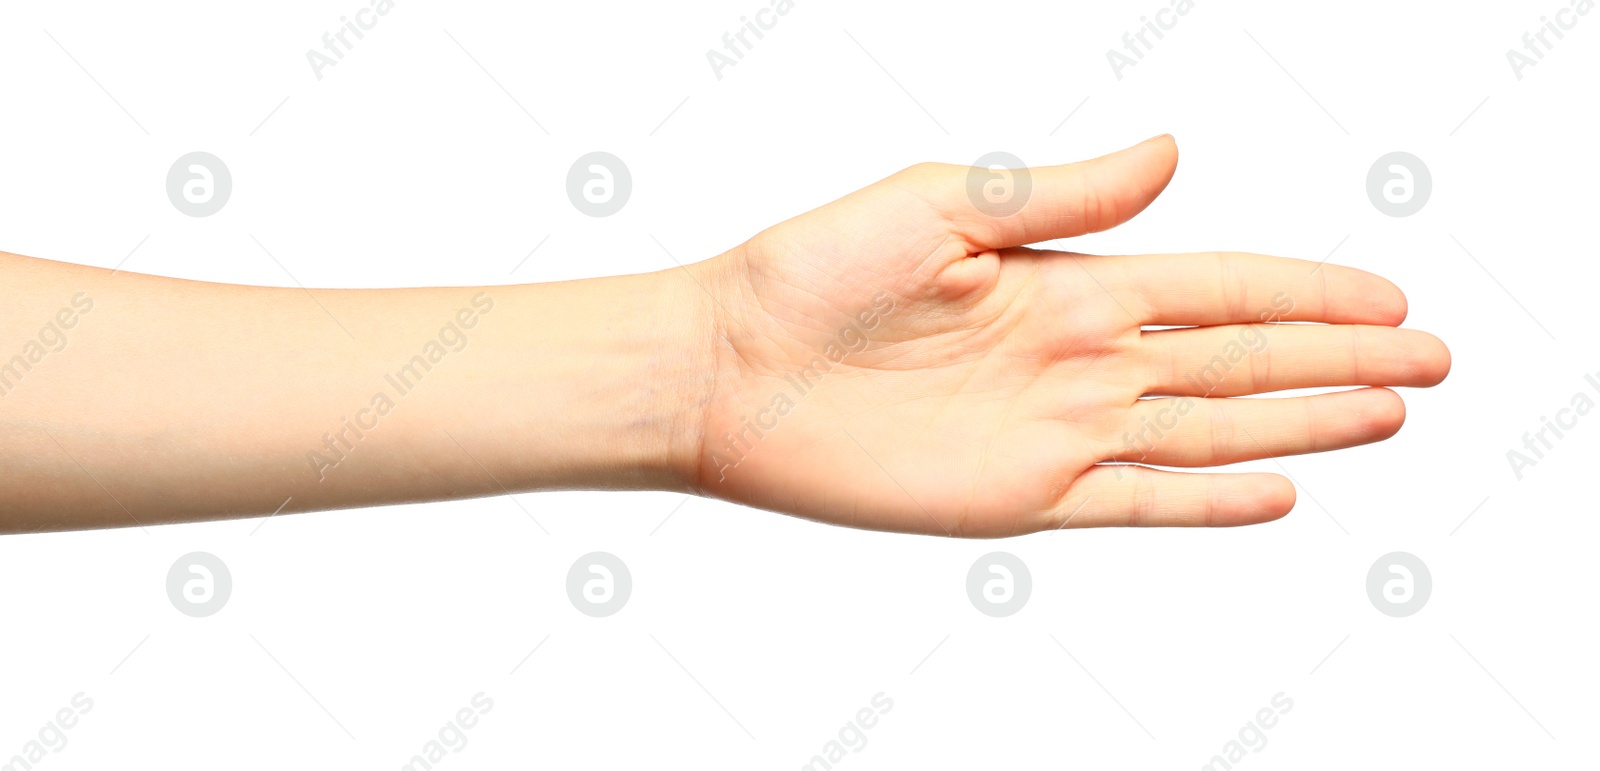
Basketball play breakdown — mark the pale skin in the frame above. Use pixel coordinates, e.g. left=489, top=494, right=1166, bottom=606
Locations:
left=0, top=136, right=1449, bottom=536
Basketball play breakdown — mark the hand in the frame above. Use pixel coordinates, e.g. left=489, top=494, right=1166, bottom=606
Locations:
left=687, top=136, right=1451, bottom=536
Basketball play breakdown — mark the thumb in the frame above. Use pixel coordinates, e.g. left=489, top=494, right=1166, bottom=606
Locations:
left=935, top=134, right=1179, bottom=250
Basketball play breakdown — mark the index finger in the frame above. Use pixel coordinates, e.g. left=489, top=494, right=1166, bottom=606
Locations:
left=1112, top=251, right=1410, bottom=327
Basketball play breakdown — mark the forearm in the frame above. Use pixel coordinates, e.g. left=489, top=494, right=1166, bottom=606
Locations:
left=0, top=251, right=714, bottom=533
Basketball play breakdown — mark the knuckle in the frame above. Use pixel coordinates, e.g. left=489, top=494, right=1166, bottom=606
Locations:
left=1207, top=402, right=1234, bottom=464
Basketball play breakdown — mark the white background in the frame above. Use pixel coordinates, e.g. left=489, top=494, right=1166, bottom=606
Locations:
left=1, top=0, right=1595, bottom=768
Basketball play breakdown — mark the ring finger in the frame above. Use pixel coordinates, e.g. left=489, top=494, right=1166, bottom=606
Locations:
left=1107, top=387, right=1406, bottom=467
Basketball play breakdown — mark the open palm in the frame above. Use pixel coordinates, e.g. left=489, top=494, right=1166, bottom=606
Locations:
left=689, top=136, right=1449, bottom=536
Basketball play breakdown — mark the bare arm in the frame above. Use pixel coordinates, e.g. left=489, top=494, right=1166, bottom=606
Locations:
left=1, top=136, right=1450, bottom=536
left=0, top=251, right=713, bottom=532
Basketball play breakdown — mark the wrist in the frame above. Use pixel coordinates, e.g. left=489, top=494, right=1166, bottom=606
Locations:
left=523, top=260, right=724, bottom=493
left=636, top=259, right=726, bottom=493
